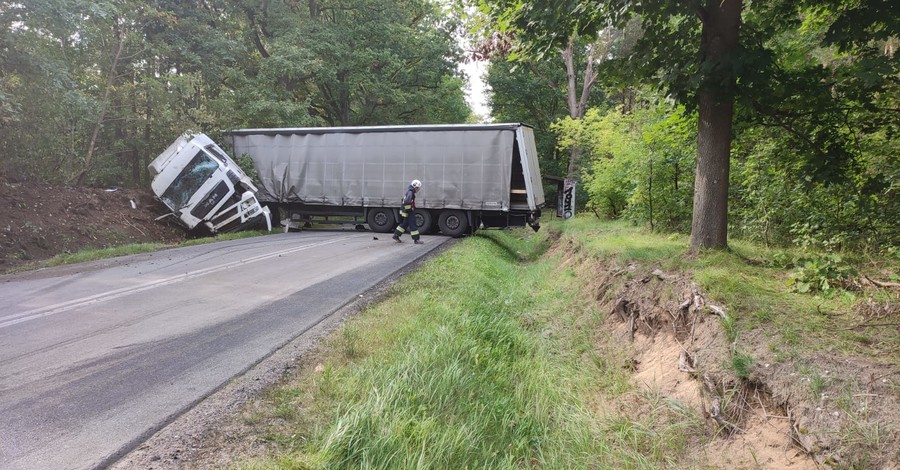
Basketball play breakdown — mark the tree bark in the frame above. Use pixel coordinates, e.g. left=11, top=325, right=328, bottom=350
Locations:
left=129, top=71, right=140, bottom=184
left=689, top=0, right=742, bottom=253
left=564, top=39, right=578, bottom=118
left=144, top=95, right=152, bottom=184
left=562, top=38, right=600, bottom=179
left=648, top=154, right=654, bottom=231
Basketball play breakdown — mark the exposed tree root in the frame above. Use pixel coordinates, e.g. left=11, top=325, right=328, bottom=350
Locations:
left=863, top=274, right=900, bottom=289
left=702, top=374, right=747, bottom=436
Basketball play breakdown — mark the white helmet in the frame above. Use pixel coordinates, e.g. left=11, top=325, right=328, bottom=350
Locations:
left=411, top=179, right=422, bottom=189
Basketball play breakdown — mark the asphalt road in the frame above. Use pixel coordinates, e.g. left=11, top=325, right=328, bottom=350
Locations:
left=0, top=231, right=450, bottom=470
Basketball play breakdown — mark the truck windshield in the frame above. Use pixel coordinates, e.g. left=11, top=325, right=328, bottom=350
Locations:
left=161, top=150, right=219, bottom=210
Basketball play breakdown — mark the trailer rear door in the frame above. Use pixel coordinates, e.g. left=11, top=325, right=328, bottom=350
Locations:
left=515, top=126, right=545, bottom=211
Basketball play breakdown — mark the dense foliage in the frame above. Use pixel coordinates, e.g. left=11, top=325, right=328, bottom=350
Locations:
left=2, top=0, right=896, bottom=252
left=477, top=1, right=898, bottom=252
left=0, top=0, right=471, bottom=186
left=555, top=97, right=696, bottom=232
left=485, top=58, right=569, bottom=179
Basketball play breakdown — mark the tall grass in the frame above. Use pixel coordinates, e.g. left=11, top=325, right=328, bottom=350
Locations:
left=239, top=227, right=706, bottom=469
left=310, top=233, right=597, bottom=468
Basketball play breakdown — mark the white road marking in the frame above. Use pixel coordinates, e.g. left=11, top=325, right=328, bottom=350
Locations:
left=0, top=237, right=354, bottom=329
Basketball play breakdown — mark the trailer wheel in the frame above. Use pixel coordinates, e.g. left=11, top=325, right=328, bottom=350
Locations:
left=414, top=210, right=434, bottom=235
left=366, top=208, right=395, bottom=233
left=438, top=210, right=468, bottom=237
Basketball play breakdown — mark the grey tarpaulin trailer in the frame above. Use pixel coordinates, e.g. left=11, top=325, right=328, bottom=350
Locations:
left=225, top=123, right=545, bottom=236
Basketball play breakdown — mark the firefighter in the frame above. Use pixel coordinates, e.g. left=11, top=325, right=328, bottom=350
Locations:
left=393, top=179, right=423, bottom=244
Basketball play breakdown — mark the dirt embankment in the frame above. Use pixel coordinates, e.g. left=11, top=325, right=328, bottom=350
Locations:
left=559, top=239, right=899, bottom=469
left=0, top=177, right=185, bottom=271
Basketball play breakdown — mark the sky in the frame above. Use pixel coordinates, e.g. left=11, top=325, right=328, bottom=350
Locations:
left=448, top=1, right=491, bottom=122
left=460, top=58, right=490, bottom=121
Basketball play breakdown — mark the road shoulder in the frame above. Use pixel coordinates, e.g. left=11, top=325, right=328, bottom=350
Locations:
left=108, top=237, right=455, bottom=469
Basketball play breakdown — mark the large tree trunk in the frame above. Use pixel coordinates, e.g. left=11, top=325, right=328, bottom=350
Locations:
left=689, top=0, right=742, bottom=253
left=129, top=72, right=140, bottom=185
left=562, top=38, right=599, bottom=179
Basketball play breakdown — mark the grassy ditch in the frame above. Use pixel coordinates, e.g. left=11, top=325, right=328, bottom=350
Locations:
left=232, top=227, right=713, bottom=469
left=223, top=217, right=897, bottom=469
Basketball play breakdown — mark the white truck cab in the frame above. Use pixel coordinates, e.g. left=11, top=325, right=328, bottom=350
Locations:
left=148, top=133, right=271, bottom=233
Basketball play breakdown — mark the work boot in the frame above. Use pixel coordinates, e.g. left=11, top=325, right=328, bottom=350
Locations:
left=414, top=239, right=424, bottom=244
left=392, top=235, right=402, bottom=243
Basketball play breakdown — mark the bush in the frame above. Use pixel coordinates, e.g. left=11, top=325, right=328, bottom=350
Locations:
left=787, top=254, right=858, bottom=294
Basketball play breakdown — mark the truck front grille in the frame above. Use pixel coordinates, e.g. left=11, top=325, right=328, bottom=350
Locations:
left=190, top=181, right=230, bottom=219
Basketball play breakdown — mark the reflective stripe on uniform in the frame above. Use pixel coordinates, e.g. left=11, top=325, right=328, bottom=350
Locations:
left=400, top=211, right=408, bottom=217
left=410, top=231, right=420, bottom=236
left=404, top=204, right=412, bottom=210
left=396, top=227, right=406, bottom=233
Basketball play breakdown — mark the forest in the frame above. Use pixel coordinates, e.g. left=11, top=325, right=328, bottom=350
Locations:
left=477, top=0, right=898, bottom=254
left=1, top=0, right=897, bottom=254
left=0, top=0, right=472, bottom=187
left=2, top=3, right=896, bottom=468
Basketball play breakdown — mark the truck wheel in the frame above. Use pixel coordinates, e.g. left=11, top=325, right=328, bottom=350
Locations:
left=366, top=208, right=395, bottom=233
left=438, top=210, right=468, bottom=237
left=414, top=210, right=433, bottom=235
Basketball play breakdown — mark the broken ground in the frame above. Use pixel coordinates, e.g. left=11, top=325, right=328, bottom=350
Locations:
left=0, top=176, right=185, bottom=272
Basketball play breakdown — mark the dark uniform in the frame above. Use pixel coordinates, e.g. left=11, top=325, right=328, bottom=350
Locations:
left=393, top=182, right=422, bottom=243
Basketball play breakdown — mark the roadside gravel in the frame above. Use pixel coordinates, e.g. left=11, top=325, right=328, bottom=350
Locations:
left=109, top=240, right=453, bottom=469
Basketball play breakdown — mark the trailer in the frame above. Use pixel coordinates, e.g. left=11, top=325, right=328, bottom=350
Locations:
left=148, top=132, right=272, bottom=233
left=225, top=123, right=544, bottom=236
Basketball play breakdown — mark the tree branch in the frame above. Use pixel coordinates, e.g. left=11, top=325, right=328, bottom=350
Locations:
left=244, top=8, right=270, bottom=59
left=563, top=38, right=578, bottom=118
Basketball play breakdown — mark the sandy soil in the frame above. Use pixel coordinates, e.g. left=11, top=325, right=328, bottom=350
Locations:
left=578, top=254, right=899, bottom=470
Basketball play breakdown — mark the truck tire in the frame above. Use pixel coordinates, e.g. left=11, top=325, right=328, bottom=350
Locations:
left=438, top=210, right=468, bottom=237
left=366, top=207, right=395, bottom=233
left=414, top=210, right=434, bottom=235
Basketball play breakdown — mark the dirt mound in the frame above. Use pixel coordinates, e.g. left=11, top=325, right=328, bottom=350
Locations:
left=0, top=176, right=186, bottom=272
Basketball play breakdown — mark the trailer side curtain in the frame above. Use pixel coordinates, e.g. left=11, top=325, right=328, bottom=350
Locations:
left=231, top=129, right=515, bottom=211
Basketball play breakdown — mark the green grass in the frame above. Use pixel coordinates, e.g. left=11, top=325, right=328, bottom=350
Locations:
left=5, top=242, right=170, bottom=273
left=731, top=352, right=754, bottom=379
left=4, top=229, right=274, bottom=274
left=210, top=216, right=897, bottom=469
left=548, top=216, right=898, bottom=468
left=311, top=232, right=597, bottom=468
left=555, top=217, right=899, bottom=362
left=235, top=227, right=709, bottom=469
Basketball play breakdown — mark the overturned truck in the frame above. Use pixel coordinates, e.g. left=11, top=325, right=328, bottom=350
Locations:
left=226, top=123, right=545, bottom=236
left=148, top=133, right=272, bottom=234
